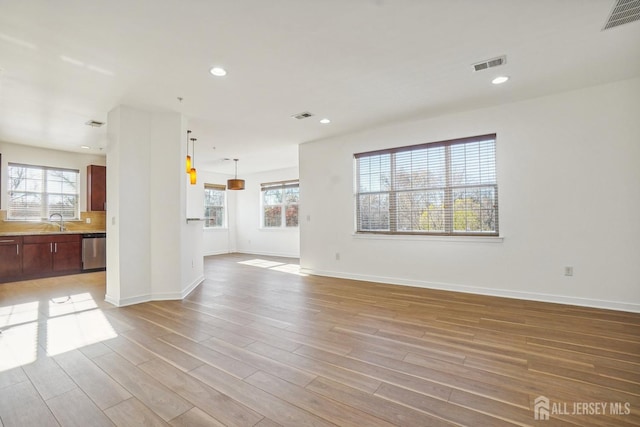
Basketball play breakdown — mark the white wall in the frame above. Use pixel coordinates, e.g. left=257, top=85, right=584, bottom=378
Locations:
left=235, top=167, right=300, bottom=258
left=300, top=77, right=640, bottom=312
left=105, top=106, right=203, bottom=306
left=0, top=141, right=106, bottom=211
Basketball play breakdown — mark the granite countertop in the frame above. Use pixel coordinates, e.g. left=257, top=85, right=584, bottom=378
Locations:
left=0, top=230, right=106, bottom=237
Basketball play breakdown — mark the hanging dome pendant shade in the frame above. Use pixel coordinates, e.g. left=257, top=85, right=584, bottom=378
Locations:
left=227, top=159, right=245, bottom=190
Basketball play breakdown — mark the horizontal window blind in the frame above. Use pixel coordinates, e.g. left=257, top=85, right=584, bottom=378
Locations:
left=260, top=180, right=299, bottom=191
left=205, top=183, right=226, bottom=190
left=355, top=134, right=498, bottom=236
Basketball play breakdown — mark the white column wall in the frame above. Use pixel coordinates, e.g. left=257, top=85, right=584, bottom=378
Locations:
left=299, top=77, right=640, bottom=312
left=105, top=106, right=203, bottom=306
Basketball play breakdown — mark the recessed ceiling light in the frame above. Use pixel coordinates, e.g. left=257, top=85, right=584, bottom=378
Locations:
left=320, top=118, right=331, bottom=124
left=80, top=145, right=90, bottom=149
left=210, top=67, right=227, bottom=77
left=492, top=76, right=510, bottom=85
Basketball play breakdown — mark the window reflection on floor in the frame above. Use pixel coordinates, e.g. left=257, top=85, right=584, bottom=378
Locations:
left=0, top=285, right=117, bottom=371
left=238, top=258, right=307, bottom=276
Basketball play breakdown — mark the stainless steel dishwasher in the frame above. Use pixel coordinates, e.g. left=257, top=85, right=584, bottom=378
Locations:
left=82, top=232, right=106, bottom=271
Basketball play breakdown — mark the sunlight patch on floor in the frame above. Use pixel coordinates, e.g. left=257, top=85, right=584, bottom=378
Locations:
left=0, top=292, right=118, bottom=371
left=0, top=321, right=38, bottom=371
left=46, top=308, right=117, bottom=356
left=238, top=259, right=285, bottom=268
left=48, top=292, right=98, bottom=317
left=238, top=258, right=307, bottom=276
left=0, top=301, right=39, bottom=328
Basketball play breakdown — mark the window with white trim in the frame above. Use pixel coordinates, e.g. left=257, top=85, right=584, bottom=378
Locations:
left=355, top=134, right=498, bottom=236
left=261, top=180, right=299, bottom=228
left=7, top=163, right=80, bottom=220
left=204, top=184, right=226, bottom=228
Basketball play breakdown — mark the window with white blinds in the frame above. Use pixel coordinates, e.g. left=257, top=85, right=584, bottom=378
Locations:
left=355, top=134, right=498, bottom=236
left=204, top=184, right=226, bottom=228
left=7, top=163, right=80, bottom=221
left=261, top=180, right=299, bottom=228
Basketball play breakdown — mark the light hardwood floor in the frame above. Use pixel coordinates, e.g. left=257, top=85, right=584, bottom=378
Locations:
left=1, top=253, right=639, bottom=426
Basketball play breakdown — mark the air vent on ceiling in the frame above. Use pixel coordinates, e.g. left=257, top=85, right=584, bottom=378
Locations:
left=603, top=0, right=640, bottom=30
left=85, top=120, right=105, bottom=127
left=472, top=55, right=506, bottom=72
left=291, top=111, right=314, bottom=120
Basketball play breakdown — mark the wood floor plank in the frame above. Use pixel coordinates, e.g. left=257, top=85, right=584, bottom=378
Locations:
left=245, top=340, right=382, bottom=394
left=22, top=348, right=77, bottom=401
left=189, top=364, right=335, bottom=427
left=375, top=382, right=517, bottom=427
left=102, top=336, right=155, bottom=365
left=168, top=407, right=226, bottom=427
left=103, top=398, right=169, bottom=427
left=0, top=380, right=59, bottom=427
left=245, top=370, right=396, bottom=427
left=353, top=348, right=531, bottom=408
left=2, top=255, right=640, bottom=426
left=0, top=367, right=28, bottom=390
left=120, top=329, right=204, bottom=371
left=306, top=376, right=455, bottom=427
left=53, top=349, right=131, bottom=410
left=294, top=344, right=453, bottom=401
left=93, top=352, right=193, bottom=422
left=159, top=333, right=259, bottom=379
left=126, top=304, right=213, bottom=342
left=46, top=388, right=114, bottom=427
left=199, top=336, right=317, bottom=387
left=138, top=358, right=263, bottom=426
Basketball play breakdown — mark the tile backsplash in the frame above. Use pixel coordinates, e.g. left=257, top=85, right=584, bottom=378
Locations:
left=0, top=210, right=106, bottom=233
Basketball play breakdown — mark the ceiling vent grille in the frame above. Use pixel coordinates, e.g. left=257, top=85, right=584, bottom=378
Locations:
left=472, top=55, right=506, bottom=72
left=291, top=111, right=314, bottom=120
left=603, top=0, right=640, bottom=30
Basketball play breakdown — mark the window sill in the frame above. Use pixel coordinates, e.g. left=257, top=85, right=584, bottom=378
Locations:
left=352, top=233, right=503, bottom=243
left=204, top=227, right=228, bottom=231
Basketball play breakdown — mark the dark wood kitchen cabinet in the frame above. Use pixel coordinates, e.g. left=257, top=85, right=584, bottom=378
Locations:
left=87, top=164, right=106, bottom=211
left=0, top=236, right=23, bottom=279
left=22, top=234, right=82, bottom=277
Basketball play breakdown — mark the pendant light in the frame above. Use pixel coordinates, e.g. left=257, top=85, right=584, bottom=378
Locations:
left=189, top=137, right=197, bottom=185
left=185, top=130, right=192, bottom=173
left=227, top=159, right=245, bottom=190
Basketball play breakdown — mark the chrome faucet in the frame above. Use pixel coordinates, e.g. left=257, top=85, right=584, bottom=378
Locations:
left=49, top=213, right=66, bottom=232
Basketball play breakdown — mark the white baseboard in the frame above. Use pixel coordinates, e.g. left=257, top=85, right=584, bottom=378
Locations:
left=300, top=268, right=640, bottom=313
left=204, top=250, right=232, bottom=256
left=104, top=293, right=150, bottom=307
left=103, top=275, right=205, bottom=307
left=181, top=275, right=204, bottom=298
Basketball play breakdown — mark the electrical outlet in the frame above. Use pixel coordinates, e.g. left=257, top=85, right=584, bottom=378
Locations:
left=564, top=266, right=573, bottom=276
left=86, top=217, right=91, bottom=224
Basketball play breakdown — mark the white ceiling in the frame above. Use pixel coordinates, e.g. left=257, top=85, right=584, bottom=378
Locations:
left=1, top=0, right=639, bottom=174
